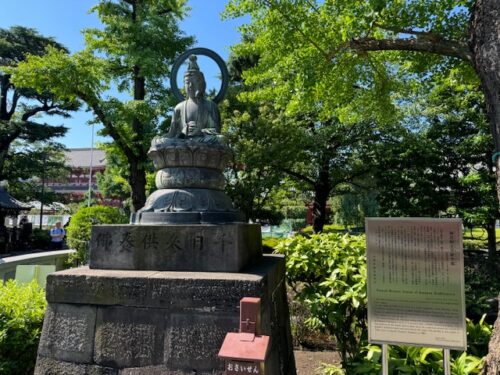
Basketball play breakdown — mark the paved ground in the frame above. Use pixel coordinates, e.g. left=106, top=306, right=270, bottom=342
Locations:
left=294, top=350, right=341, bottom=375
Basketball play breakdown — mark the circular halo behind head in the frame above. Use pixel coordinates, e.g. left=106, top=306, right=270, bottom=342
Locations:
left=171, top=48, right=229, bottom=104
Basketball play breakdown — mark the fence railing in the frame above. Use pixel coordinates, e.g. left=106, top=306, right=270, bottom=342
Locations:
left=0, top=249, right=75, bottom=282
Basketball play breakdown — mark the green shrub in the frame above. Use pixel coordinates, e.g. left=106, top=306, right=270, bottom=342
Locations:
left=466, top=315, right=492, bottom=357
left=66, top=205, right=128, bottom=264
left=299, top=224, right=348, bottom=236
left=275, top=233, right=367, bottom=365
left=325, top=317, right=491, bottom=374
left=282, top=206, right=307, bottom=219
left=324, top=344, right=485, bottom=374
left=31, top=228, right=51, bottom=250
left=278, top=232, right=493, bottom=373
left=0, top=280, right=46, bottom=375
left=464, top=255, right=500, bottom=321
left=262, top=237, right=281, bottom=253
left=284, top=218, right=307, bottom=231
left=463, top=239, right=487, bottom=251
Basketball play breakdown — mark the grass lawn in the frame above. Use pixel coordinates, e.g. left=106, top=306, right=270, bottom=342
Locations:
left=463, top=227, right=500, bottom=241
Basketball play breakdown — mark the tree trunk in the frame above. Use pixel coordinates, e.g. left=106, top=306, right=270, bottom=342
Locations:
left=129, top=157, right=146, bottom=213
left=127, top=1, right=147, bottom=212
left=482, top=308, right=500, bottom=375
left=312, top=160, right=331, bottom=233
left=470, top=5, right=500, bottom=373
left=470, top=0, right=500, bottom=204
left=485, top=219, right=497, bottom=257
left=312, top=185, right=329, bottom=233
left=0, top=75, right=10, bottom=120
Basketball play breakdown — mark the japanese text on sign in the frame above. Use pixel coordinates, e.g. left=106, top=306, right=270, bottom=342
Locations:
left=226, top=360, right=260, bottom=374
left=366, top=218, right=466, bottom=350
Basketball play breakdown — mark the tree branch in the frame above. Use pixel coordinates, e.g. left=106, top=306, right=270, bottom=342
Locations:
left=0, top=121, right=22, bottom=152
left=0, top=74, right=10, bottom=120
left=373, top=23, right=444, bottom=41
left=338, top=37, right=473, bottom=63
left=21, top=100, right=56, bottom=121
left=76, top=90, right=135, bottom=160
left=281, top=167, right=315, bottom=186
left=7, top=90, right=21, bottom=119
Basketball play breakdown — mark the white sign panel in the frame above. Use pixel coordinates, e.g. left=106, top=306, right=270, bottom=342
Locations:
left=366, top=218, right=466, bottom=350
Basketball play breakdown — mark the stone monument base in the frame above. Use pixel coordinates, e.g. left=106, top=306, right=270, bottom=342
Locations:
left=89, top=224, right=262, bottom=272
left=35, top=255, right=296, bottom=375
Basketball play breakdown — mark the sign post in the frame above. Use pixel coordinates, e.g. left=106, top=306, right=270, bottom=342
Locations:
left=382, top=344, right=388, bottom=375
left=366, top=218, right=466, bottom=372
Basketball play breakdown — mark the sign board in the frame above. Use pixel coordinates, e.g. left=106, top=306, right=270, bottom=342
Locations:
left=366, top=218, right=466, bottom=350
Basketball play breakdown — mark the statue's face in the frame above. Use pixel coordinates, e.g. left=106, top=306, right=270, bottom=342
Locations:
left=184, top=76, right=196, bottom=99
left=184, top=74, right=204, bottom=99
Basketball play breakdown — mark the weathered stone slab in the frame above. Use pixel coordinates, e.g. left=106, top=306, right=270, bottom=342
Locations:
left=35, top=356, right=88, bottom=375
left=89, top=224, right=262, bottom=272
left=119, top=366, right=222, bottom=375
left=36, top=255, right=296, bottom=375
left=38, top=304, right=96, bottom=364
left=35, top=356, right=118, bottom=375
left=46, top=266, right=269, bottom=308
left=165, top=313, right=238, bottom=371
left=94, top=307, right=166, bottom=368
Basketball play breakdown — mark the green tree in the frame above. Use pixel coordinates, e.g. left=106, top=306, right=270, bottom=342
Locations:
left=222, top=49, right=287, bottom=223
left=374, top=83, right=497, bottom=254
left=224, top=0, right=500, bottom=204
left=0, top=26, right=76, bottom=182
left=223, top=47, right=379, bottom=233
left=330, top=188, right=379, bottom=228
left=95, top=144, right=156, bottom=212
left=6, top=142, right=70, bottom=203
left=11, top=1, right=193, bottom=212
left=95, top=147, right=132, bottom=207
left=225, top=100, right=378, bottom=232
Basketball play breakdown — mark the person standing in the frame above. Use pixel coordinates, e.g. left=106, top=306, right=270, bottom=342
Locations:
left=49, top=221, right=65, bottom=250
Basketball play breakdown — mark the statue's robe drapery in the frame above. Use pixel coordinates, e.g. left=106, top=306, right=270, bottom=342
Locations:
left=168, top=98, right=221, bottom=139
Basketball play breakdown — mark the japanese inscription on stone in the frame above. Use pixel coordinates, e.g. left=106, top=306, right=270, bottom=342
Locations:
left=366, top=218, right=466, bottom=350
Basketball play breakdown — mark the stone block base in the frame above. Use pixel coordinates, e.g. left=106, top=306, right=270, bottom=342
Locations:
left=89, top=223, right=262, bottom=272
left=35, top=255, right=296, bottom=375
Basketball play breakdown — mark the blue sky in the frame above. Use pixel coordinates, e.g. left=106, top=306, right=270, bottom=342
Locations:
left=0, top=0, right=246, bottom=148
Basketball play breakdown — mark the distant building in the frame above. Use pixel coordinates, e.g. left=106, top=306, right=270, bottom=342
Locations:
left=47, top=148, right=107, bottom=202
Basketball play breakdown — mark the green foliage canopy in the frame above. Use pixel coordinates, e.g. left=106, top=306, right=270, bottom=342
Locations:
left=224, top=0, right=475, bottom=124
left=11, top=1, right=194, bottom=211
left=0, top=26, right=77, bottom=183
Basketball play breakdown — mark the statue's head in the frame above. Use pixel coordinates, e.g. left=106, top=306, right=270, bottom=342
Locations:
left=184, top=55, right=206, bottom=99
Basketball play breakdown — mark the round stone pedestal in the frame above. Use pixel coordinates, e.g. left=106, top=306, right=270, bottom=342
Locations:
left=133, top=137, right=242, bottom=225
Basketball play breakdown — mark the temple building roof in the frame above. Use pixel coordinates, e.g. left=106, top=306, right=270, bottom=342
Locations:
left=64, top=148, right=106, bottom=169
left=0, top=187, right=32, bottom=215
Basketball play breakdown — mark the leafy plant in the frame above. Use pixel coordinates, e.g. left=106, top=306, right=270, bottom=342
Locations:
left=262, top=237, right=280, bottom=253
left=0, top=280, right=46, bottom=375
left=323, top=318, right=491, bottom=374
left=31, top=228, right=51, bottom=250
left=275, top=233, right=367, bottom=365
left=464, top=254, right=500, bottom=321
left=466, top=315, right=492, bottom=357
left=66, top=205, right=127, bottom=264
